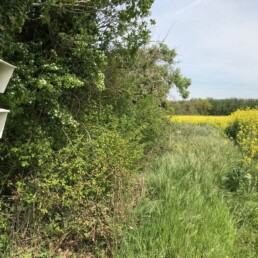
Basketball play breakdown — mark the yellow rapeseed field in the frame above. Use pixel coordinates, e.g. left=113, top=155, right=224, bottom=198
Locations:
left=170, top=115, right=231, bottom=129
left=229, top=110, right=258, bottom=169
left=170, top=109, right=258, bottom=173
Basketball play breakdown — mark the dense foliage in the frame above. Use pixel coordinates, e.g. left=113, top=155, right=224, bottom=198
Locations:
left=208, top=98, right=258, bottom=115
left=0, top=0, right=190, bottom=256
left=170, top=98, right=258, bottom=115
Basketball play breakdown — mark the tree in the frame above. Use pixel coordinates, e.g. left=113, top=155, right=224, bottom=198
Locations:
left=0, top=1, right=191, bottom=255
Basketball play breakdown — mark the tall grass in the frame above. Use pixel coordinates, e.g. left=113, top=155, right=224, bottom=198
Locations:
left=115, top=125, right=242, bottom=257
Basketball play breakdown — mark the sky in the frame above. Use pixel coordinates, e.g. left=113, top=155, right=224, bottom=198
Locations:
left=150, top=0, right=258, bottom=100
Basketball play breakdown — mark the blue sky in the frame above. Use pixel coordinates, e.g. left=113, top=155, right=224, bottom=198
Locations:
left=150, top=0, right=258, bottom=100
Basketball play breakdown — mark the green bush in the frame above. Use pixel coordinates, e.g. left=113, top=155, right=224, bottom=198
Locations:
left=0, top=111, right=146, bottom=255
left=225, top=120, right=240, bottom=140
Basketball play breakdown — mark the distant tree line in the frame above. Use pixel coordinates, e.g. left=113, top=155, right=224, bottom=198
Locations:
left=170, top=98, right=258, bottom=115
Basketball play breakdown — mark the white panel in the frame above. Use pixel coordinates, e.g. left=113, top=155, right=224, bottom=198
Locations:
left=0, top=109, right=10, bottom=138
left=0, top=59, right=16, bottom=93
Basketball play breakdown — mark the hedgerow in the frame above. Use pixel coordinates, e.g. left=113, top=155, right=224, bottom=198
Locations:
left=0, top=1, right=190, bottom=256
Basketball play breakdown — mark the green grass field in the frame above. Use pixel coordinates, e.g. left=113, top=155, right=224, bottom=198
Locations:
left=115, top=124, right=258, bottom=258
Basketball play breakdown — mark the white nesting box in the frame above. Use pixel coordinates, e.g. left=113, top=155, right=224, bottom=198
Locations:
left=0, top=59, right=15, bottom=138
left=0, top=59, right=16, bottom=93
left=0, top=109, right=10, bottom=138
